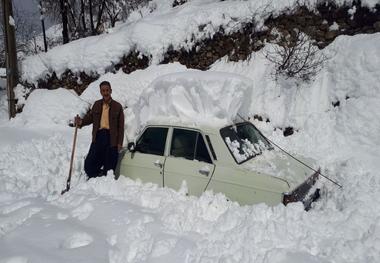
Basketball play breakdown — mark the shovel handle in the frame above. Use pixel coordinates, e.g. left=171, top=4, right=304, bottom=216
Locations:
left=61, top=117, right=79, bottom=195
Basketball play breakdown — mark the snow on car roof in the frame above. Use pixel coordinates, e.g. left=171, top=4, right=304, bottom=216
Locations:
left=144, top=117, right=239, bottom=134
left=133, top=71, right=253, bottom=131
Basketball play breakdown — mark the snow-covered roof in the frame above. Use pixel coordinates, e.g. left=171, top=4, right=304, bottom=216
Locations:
left=134, top=71, right=253, bottom=130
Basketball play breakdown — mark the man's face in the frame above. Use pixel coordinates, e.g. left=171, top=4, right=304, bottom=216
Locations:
left=100, top=84, right=112, bottom=101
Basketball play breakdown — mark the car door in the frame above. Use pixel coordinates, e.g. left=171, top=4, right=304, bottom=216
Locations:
left=164, top=128, right=215, bottom=196
left=119, top=126, right=168, bottom=187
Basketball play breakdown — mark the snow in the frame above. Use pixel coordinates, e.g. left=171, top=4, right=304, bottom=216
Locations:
left=21, top=0, right=379, bottom=83
left=135, top=71, right=253, bottom=129
left=8, top=16, right=15, bottom=27
left=1, top=1, right=380, bottom=262
left=15, top=88, right=89, bottom=127
left=329, top=22, right=339, bottom=31
left=0, top=68, right=6, bottom=77
left=0, top=89, right=7, bottom=122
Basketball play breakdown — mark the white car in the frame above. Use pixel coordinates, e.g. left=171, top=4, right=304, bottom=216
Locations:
left=116, top=119, right=320, bottom=209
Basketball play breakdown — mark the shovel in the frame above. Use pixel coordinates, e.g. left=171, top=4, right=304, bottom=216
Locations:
left=61, top=117, right=79, bottom=195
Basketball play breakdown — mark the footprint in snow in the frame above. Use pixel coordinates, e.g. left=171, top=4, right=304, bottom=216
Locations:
left=71, top=202, right=94, bottom=220
left=62, top=232, right=94, bottom=249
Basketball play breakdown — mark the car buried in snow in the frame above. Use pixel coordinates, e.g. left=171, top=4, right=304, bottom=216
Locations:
left=116, top=120, right=320, bottom=209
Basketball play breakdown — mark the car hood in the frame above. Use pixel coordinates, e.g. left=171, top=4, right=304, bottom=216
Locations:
left=241, top=149, right=316, bottom=190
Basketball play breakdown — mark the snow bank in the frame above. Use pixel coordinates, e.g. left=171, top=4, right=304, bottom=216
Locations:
left=22, top=0, right=378, bottom=83
left=134, top=71, right=253, bottom=129
left=15, top=88, right=89, bottom=127
left=210, top=33, right=380, bottom=163
left=0, top=135, right=80, bottom=196
left=80, top=63, right=189, bottom=108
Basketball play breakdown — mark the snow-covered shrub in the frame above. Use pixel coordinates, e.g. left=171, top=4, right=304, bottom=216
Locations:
left=172, top=0, right=188, bottom=7
left=14, top=84, right=32, bottom=112
left=265, top=28, right=327, bottom=82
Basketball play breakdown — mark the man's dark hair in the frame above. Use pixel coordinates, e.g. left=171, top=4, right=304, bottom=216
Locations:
left=99, top=81, right=111, bottom=88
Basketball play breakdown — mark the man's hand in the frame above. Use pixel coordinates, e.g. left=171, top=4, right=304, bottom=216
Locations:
left=117, top=144, right=123, bottom=152
left=74, top=115, right=82, bottom=127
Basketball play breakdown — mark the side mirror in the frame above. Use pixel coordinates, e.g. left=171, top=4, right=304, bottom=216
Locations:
left=127, top=142, right=136, bottom=152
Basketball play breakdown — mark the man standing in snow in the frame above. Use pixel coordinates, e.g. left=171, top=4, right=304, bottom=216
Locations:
left=75, top=81, right=124, bottom=179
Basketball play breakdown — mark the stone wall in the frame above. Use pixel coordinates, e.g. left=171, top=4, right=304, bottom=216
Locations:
left=29, top=51, right=150, bottom=95
left=163, top=2, right=380, bottom=69
left=35, top=71, right=98, bottom=95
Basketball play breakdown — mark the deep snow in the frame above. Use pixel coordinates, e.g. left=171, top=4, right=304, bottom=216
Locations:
left=21, top=0, right=379, bottom=83
left=1, top=0, right=380, bottom=262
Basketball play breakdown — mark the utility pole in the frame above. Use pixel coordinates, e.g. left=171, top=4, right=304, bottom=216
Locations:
left=39, top=1, right=48, bottom=52
left=2, top=0, right=17, bottom=119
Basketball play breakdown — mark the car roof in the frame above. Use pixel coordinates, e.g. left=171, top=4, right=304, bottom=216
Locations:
left=145, top=118, right=246, bottom=134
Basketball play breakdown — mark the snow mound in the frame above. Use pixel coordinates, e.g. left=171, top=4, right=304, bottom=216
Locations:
left=80, top=63, right=190, bottom=109
left=134, top=71, right=253, bottom=128
left=16, top=88, right=89, bottom=126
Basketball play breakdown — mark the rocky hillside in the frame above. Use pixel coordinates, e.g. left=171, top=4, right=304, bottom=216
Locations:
left=21, top=1, right=380, bottom=96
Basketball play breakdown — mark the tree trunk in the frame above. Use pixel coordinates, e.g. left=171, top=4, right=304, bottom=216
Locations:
left=60, top=0, right=69, bottom=43
left=89, top=0, right=95, bottom=35
left=66, top=0, right=77, bottom=35
left=95, top=0, right=106, bottom=34
left=39, top=1, right=48, bottom=52
left=80, top=0, right=86, bottom=33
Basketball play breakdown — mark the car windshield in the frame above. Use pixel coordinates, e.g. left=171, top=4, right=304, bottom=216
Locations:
left=220, top=122, right=272, bottom=164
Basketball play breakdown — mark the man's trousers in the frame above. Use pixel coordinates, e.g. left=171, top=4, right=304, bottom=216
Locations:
left=84, top=129, right=118, bottom=178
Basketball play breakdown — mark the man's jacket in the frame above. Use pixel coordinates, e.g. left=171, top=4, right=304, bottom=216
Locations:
left=81, top=99, right=124, bottom=147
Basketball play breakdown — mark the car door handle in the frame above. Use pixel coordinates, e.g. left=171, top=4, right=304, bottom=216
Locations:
left=154, top=160, right=163, bottom=168
left=199, top=168, right=210, bottom=176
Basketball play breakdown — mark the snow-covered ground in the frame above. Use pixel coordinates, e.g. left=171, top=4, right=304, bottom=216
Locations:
left=1, top=0, right=380, bottom=262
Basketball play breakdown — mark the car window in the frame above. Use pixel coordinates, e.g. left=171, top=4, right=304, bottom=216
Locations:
left=170, top=129, right=197, bottom=160
left=170, top=129, right=212, bottom=163
left=220, top=122, right=272, bottom=164
left=195, top=135, right=212, bottom=163
left=136, top=127, right=168, bottom=156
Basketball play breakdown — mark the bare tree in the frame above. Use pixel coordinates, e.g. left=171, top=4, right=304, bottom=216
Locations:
left=38, top=0, right=151, bottom=42
left=0, top=5, right=41, bottom=66
left=60, top=0, right=69, bottom=43
left=38, top=1, right=48, bottom=52
left=95, top=0, right=106, bottom=33
left=89, top=0, right=94, bottom=34
left=105, top=0, right=123, bottom=27
left=80, top=0, right=86, bottom=32
left=265, top=29, right=327, bottom=82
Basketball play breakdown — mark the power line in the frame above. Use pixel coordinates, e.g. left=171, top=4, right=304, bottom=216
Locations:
left=237, top=113, right=342, bottom=188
